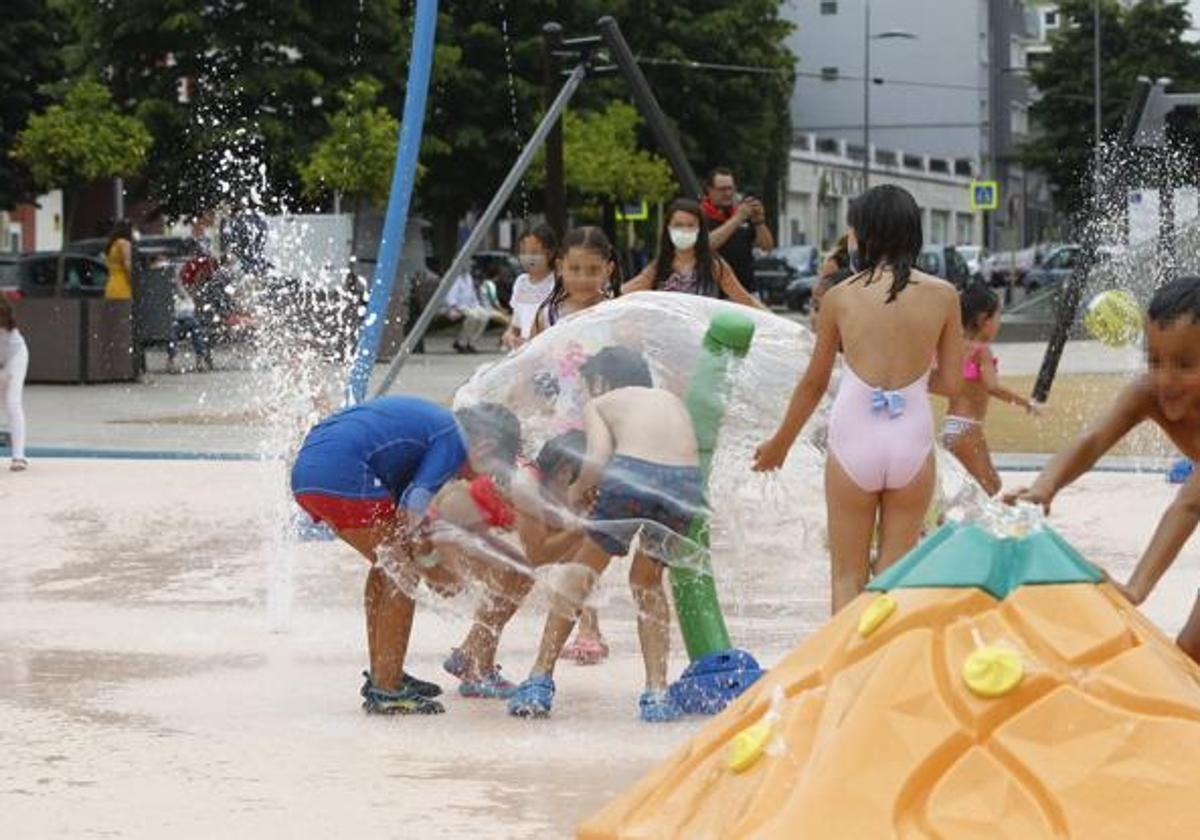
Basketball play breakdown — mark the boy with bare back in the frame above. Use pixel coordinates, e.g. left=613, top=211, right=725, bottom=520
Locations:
left=507, top=347, right=705, bottom=722
left=1011, top=276, right=1200, bottom=663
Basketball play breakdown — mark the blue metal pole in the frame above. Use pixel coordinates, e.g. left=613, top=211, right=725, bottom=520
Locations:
left=346, top=0, right=439, bottom=403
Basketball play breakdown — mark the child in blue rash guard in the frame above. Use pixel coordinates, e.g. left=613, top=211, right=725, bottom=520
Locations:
left=291, top=395, right=520, bottom=714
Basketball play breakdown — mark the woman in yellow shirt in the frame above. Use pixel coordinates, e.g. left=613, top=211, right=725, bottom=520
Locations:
left=104, top=219, right=134, bottom=300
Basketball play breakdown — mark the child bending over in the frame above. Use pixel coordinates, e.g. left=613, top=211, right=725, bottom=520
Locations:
left=507, top=347, right=705, bottom=722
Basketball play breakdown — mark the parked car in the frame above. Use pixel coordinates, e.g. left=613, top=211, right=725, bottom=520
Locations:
left=0, top=255, right=19, bottom=299
left=955, top=245, right=987, bottom=281
left=785, top=274, right=819, bottom=312
left=1023, top=245, right=1082, bottom=292
left=916, top=245, right=970, bottom=286
left=775, top=245, right=821, bottom=279
left=752, top=253, right=799, bottom=307
left=13, top=251, right=110, bottom=298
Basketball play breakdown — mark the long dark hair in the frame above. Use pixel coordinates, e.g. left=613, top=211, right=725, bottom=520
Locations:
left=959, top=281, right=1000, bottom=334
left=846, top=184, right=922, bottom=302
left=541, top=225, right=620, bottom=316
left=652, top=198, right=718, bottom=297
left=516, top=224, right=559, bottom=264
left=106, top=218, right=133, bottom=253
left=0, top=296, right=15, bottom=330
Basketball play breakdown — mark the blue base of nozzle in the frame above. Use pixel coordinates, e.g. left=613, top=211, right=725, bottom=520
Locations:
left=1169, top=458, right=1195, bottom=485
left=668, top=648, right=763, bottom=715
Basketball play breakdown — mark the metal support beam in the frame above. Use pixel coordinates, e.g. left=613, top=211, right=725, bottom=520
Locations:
left=542, top=23, right=567, bottom=237
left=373, top=63, right=588, bottom=397
left=596, top=16, right=703, bottom=199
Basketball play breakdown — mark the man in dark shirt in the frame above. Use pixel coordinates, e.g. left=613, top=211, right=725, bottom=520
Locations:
left=700, top=167, right=775, bottom=296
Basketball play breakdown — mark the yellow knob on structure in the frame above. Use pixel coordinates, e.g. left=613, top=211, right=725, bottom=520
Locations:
left=963, top=646, right=1024, bottom=698
left=727, top=719, right=773, bottom=773
left=858, top=594, right=897, bottom=637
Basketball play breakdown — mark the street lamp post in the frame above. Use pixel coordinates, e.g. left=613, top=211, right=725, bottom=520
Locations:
left=863, top=0, right=917, bottom=189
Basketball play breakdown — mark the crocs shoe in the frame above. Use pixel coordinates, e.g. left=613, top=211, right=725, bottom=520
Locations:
left=561, top=635, right=609, bottom=666
left=507, top=674, right=555, bottom=718
left=361, top=670, right=443, bottom=700
left=638, top=689, right=684, bottom=723
left=459, top=667, right=518, bottom=700
left=443, top=648, right=469, bottom=680
left=361, top=683, right=445, bottom=716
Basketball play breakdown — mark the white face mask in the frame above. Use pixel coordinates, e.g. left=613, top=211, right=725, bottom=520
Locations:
left=669, top=227, right=699, bottom=251
left=519, top=254, right=546, bottom=271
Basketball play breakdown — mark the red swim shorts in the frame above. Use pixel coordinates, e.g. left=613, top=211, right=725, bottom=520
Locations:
left=295, top=492, right=397, bottom=532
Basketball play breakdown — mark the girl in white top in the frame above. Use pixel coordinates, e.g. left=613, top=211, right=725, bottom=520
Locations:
left=503, top=225, right=559, bottom=350
left=0, top=296, right=28, bottom=471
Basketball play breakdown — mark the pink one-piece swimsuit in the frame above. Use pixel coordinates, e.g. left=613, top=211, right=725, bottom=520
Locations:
left=827, top=364, right=934, bottom=492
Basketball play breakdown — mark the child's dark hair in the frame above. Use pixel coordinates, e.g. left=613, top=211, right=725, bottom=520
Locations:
left=1148, top=275, right=1200, bottom=327
left=652, top=197, right=718, bottom=296
left=454, top=402, right=522, bottom=466
left=541, top=226, right=621, bottom=316
left=579, top=346, right=653, bottom=392
left=517, top=224, right=559, bottom=261
left=534, top=430, right=586, bottom=484
left=0, top=296, right=15, bottom=330
left=106, top=218, right=133, bottom=252
left=959, top=282, right=1000, bottom=333
left=846, top=184, right=923, bottom=302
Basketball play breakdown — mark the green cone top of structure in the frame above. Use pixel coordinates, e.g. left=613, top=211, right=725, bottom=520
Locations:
left=702, top=310, right=756, bottom=357
left=866, top=521, right=1104, bottom=600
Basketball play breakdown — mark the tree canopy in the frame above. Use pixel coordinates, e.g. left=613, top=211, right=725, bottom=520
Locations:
left=14, top=78, right=152, bottom=193
left=301, top=77, right=401, bottom=206
left=1022, top=0, right=1200, bottom=212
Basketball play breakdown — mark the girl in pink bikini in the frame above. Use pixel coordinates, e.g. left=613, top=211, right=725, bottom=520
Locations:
left=943, top=283, right=1042, bottom=496
left=753, top=185, right=964, bottom=613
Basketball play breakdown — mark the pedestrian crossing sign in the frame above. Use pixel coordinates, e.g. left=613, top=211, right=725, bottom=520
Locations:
left=615, top=200, right=649, bottom=221
left=970, top=181, right=999, bottom=211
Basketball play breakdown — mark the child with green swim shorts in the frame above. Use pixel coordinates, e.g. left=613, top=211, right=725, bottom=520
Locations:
left=508, top=346, right=706, bottom=722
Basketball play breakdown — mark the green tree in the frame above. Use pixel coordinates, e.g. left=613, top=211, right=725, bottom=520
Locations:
left=13, top=79, right=152, bottom=232
left=0, top=0, right=67, bottom=210
left=52, top=0, right=407, bottom=219
left=530, top=102, right=676, bottom=207
left=1022, top=0, right=1200, bottom=213
left=415, top=1, right=794, bottom=261
left=301, top=77, right=401, bottom=254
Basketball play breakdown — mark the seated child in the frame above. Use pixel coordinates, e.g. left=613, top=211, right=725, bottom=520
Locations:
left=507, top=346, right=706, bottom=722
left=290, top=395, right=521, bottom=714
left=943, top=282, right=1041, bottom=496
left=437, top=431, right=590, bottom=699
left=1011, top=276, right=1200, bottom=663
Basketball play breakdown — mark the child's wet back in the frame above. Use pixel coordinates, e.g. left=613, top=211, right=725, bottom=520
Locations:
left=592, top=387, right=698, bottom=467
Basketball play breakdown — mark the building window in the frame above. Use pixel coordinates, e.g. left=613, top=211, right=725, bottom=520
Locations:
left=930, top=210, right=950, bottom=245
left=956, top=213, right=976, bottom=245
left=1011, top=102, right=1028, bottom=136
left=929, top=158, right=949, bottom=174
left=954, top=159, right=974, bottom=177
left=820, top=66, right=839, bottom=81
left=1044, top=9, right=1059, bottom=29
left=903, top=153, right=924, bottom=171
left=820, top=1, right=838, bottom=14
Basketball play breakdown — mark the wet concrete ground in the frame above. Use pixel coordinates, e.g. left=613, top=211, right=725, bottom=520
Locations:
left=3, top=459, right=1197, bottom=838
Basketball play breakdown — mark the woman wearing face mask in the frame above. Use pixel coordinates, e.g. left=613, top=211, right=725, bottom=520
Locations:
left=503, top=225, right=559, bottom=350
left=622, top=198, right=764, bottom=309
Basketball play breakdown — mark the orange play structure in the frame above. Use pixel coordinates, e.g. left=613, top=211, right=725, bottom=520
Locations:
left=579, top=523, right=1200, bottom=839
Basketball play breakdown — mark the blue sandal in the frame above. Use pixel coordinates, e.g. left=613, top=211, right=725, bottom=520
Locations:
left=507, top=674, right=556, bottom=718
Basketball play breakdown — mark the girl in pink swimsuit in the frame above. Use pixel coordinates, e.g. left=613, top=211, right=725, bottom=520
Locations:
left=753, top=185, right=964, bottom=613
left=943, top=283, right=1041, bottom=496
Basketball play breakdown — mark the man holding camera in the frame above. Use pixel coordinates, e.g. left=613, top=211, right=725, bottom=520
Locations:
left=701, top=167, right=774, bottom=298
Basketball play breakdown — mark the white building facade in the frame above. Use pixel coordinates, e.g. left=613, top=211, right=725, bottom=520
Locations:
left=784, top=133, right=981, bottom=251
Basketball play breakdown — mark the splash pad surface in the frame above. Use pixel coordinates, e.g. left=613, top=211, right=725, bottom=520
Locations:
left=3, top=459, right=1195, bottom=838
